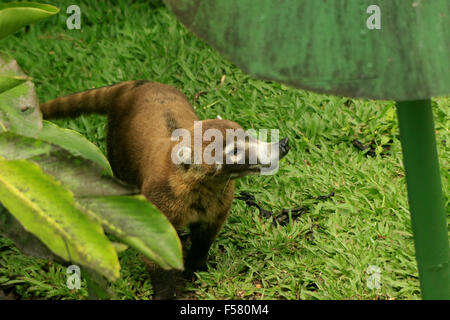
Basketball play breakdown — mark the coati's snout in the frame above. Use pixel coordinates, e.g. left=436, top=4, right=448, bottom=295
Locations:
left=171, top=119, right=290, bottom=179
left=219, top=133, right=290, bottom=178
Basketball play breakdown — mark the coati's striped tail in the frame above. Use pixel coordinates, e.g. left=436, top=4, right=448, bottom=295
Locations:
left=40, top=80, right=140, bottom=119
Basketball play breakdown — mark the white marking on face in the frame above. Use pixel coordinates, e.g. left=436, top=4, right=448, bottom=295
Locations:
left=224, top=141, right=246, bottom=164
left=177, top=146, right=192, bottom=164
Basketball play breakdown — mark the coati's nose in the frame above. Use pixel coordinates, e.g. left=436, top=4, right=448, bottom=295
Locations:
left=278, top=137, right=290, bottom=159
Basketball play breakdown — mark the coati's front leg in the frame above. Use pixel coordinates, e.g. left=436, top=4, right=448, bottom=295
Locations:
left=147, top=264, right=179, bottom=300
left=147, top=218, right=226, bottom=299
left=184, top=217, right=227, bottom=279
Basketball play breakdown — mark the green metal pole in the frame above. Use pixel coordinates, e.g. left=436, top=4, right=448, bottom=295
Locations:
left=396, top=99, right=449, bottom=299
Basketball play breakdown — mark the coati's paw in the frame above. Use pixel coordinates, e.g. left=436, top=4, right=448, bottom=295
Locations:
left=153, top=287, right=176, bottom=300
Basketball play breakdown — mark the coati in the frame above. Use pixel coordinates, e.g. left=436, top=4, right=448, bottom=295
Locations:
left=40, top=80, right=290, bottom=299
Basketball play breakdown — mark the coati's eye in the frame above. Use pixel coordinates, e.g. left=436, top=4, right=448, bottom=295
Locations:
left=224, top=143, right=246, bottom=164
left=228, top=147, right=241, bottom=157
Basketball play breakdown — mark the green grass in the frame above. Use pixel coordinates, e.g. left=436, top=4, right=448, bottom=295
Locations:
left=0, top=0, right=448, bottom=300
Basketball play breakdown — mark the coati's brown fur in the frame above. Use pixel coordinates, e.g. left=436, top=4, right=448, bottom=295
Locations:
left=40, top=80, right=289, bottom=299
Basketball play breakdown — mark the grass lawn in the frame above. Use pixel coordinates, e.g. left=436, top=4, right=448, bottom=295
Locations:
left=0, top=0, right=448, bottom=300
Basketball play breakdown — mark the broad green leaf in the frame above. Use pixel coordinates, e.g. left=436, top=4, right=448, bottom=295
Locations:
left=79, top=195, right=183, bottom=270
left=166, top=0, right=450, bottom=100
left=83, top=267, right=115, bottom=299
left=0, top=2, right=59, bottom=40
left=0, top=132, right=138, bottom=197
left=0, top=203, right=64, bottom=263
left=0, top=158, right=120, bottom=281
left=38, top=120, right=113, bottom=176
left=111, top=242, right=128, bottom=253
left=0, top=131, right=55, bottom=159
left=0, top=132, right=181, bottom=271
left=0, top=53, right=42, bottom=137
left=0, top=52, right=31, bottom=94
left=0, top=75, right=30, bottom=94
